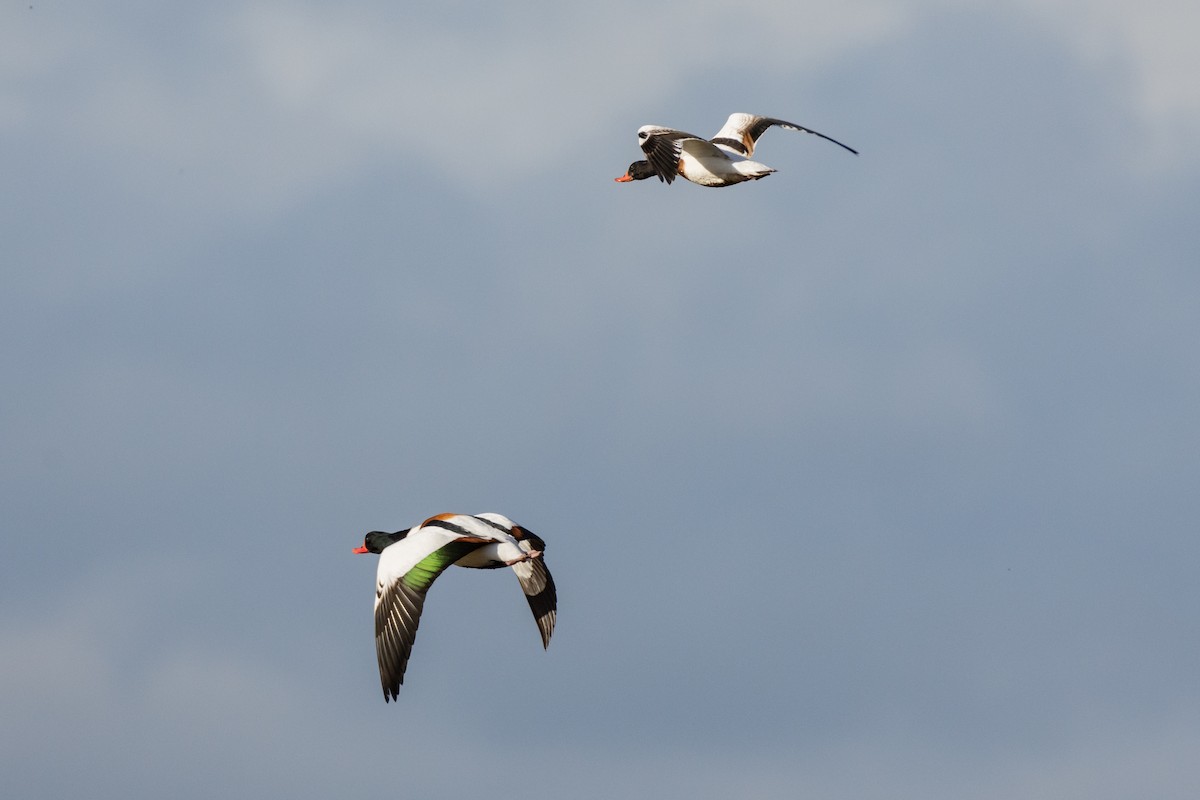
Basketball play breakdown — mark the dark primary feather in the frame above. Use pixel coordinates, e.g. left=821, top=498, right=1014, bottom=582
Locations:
left=375, top=578, right=426, bottom=701
left=752, top=117, right=858, bottom=156
left=374, top=538, right=484, bottom=702
left=518, top=557, right=557, bottom=648
left=640, top=129, right=701, bottom=184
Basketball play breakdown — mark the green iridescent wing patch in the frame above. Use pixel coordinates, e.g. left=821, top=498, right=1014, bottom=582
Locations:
left=402, top=540, right=483, bottom=593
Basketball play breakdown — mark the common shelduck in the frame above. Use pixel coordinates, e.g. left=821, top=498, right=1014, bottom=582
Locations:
left=353, top=512, right=557, bottom=701
left=615, top=112, right=857, bottom=187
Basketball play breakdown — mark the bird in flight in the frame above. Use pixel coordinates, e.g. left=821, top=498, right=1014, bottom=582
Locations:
left=615, top=112, right=857, bottom=187
left=353, top=512, right=557, bottom=701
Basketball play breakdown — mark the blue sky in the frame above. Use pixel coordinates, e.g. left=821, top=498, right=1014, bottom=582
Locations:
left=3, top=2, right=1199, bottom=798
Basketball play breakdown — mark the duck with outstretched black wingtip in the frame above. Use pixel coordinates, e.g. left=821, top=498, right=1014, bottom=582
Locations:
left=615, top=112, right=857, bottom=188
left=353, top=512, right=557, bottom=702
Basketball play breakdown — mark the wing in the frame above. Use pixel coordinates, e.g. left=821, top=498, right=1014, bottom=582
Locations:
left=678, top=137, right=738, bottom=164
left=710, top=113, right=859, bottom=158
left=638, top=125, right=705, bottom=184
left=511, top=556, right=557, bottom=648
left=372, top=527, right=487, bottom=701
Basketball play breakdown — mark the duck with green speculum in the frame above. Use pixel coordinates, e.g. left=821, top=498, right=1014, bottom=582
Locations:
left=353, top=513, right=557, bottom=702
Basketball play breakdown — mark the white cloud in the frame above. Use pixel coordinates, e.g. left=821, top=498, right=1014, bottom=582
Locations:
left=6, top=0, right=1195, bottom=228
left=220, top=0, right=1200, bottom=181
left=993, top=0, right=1200, bottom=169
left=2, top=2, right=908, bottom=222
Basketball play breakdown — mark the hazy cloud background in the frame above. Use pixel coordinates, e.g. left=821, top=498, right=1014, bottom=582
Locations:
left=3, top=2, right=1198, bottom=798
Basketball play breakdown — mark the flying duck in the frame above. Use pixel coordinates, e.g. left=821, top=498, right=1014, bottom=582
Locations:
left=615, top=112, right=857, bottom=187
left=353, top=512, right=557, bottom=701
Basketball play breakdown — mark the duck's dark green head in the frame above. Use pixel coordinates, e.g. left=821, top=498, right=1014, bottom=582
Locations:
left=352, top=529, right=410, bottom=554
left=614, top=160, right=656, bottom=183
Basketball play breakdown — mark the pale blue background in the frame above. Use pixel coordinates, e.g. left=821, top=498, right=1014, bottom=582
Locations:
left=3, top=2, right=1199, bottom=798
